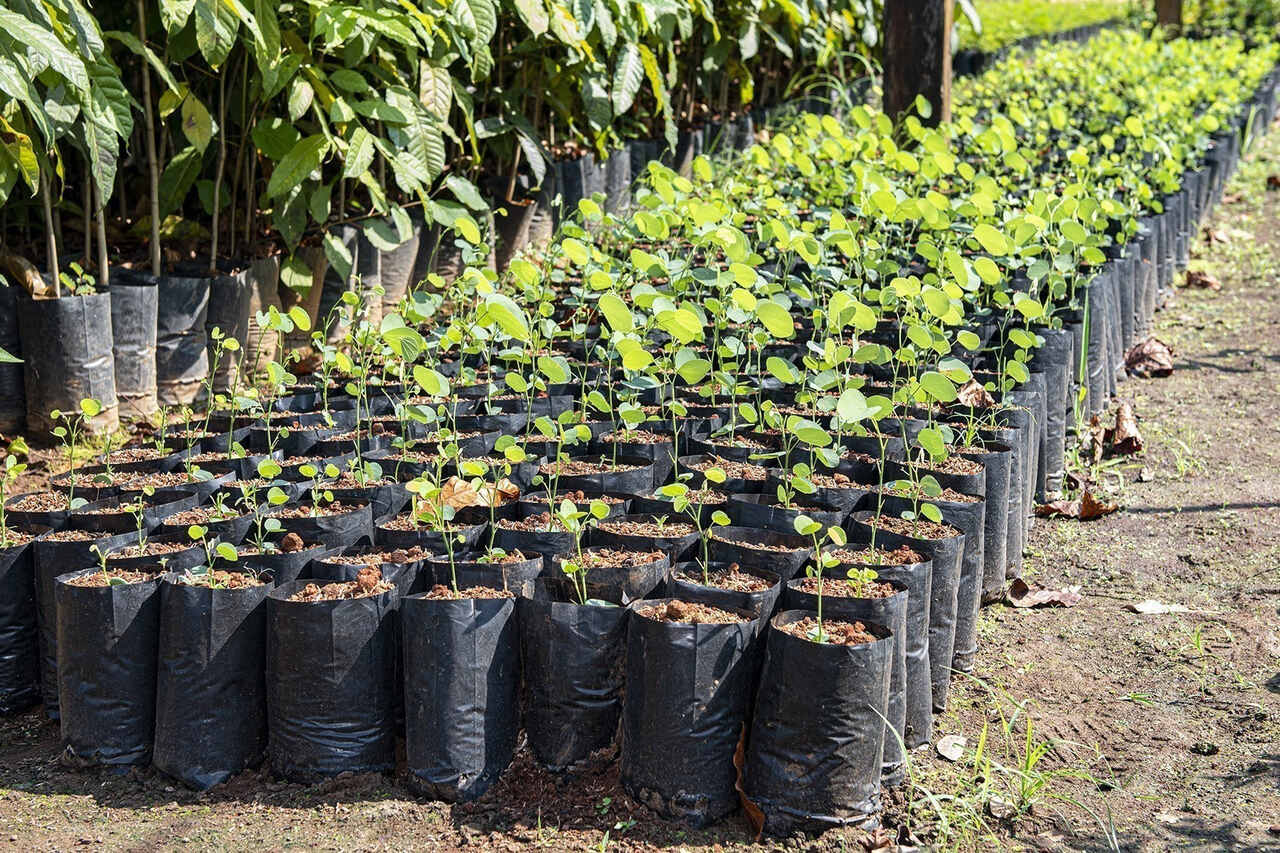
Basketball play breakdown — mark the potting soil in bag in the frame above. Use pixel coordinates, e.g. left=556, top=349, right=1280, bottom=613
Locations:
left=743, top=611, right=893, bottom=836
left=782, top=580, right=908, bottom=783
left=16, top=291, right=118, bottom=434
left=55, top=568, right=161, bottom=766
left=266, top=580, right=398, bottom=781
left=621, top=598, right=761, bottom=827
left=153, top=571, right=273, bottom=789
left=403, top=584, right=519, bottom=800
left=0, top=537, right=40, bottom=714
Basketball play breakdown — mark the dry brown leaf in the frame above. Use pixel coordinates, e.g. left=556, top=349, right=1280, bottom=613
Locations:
left=1083, top=414, right=1107, bottom=464
left=1184, top=270, right=1221, bottom=291
left=1205, top=228, right=1228, bottom=244
left=1110, top=401, right=1144, bottom=455
left=1222, top=192, right=1242, bottom=204
left=733, top=726, right=764, bottom=840
left=955, top=379, right=997, bottom=408
left=437, top=476, right=521, bottom=510
left=1035, top=491, right=1118, bottom=521
left=1005, top=577, right=1083, bottom=608
left=0, top=252, right=51, bottom=298
left=1268, top=174, right=1280, bottom=190
left=1126, top=336, right=1174, bottom=378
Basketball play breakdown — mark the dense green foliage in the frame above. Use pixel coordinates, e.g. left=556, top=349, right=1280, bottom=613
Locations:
left=956, top=0, right=1134, bottom=52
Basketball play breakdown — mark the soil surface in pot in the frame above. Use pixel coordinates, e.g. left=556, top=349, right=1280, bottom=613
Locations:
left=823, top=544, right=924, bottom=566
left=165, top=507, right=248, bottom=525
left=237, top=532, right=308, bottom=555
left=866, top=515, right=960, bottom=540
left=779, top=616, right=876, bottom=646
left=43, top=529, right=108, bottom=542
left=598, top=519, right=694, bottom=537
left=179, top=569, right=266, bottom=589
left=66, top=569, right=157, bottom=587
left=0, top=530, right=37, bottom=547
left=674, top=563, right=772, bottom=592
left=271, top=502, right=360, bottom=519
left=572, top=548, right=663, bottom=569
left=634, top=600, right=744, bottom=625
left=902, top=456, right=984, bottom=476
left=424, top=584, right=513, bottom=600
left=108, top=541, right=192, bottom=560
left=124, top=472, right=214, bottom=490
left=878, top=484, right=981, bottom=503
left=598, top=430, right=671, bottom=444
left=8, top=492, right=73, bottom=511
left=709, top=531, right=805, bottom=552
left=497, top=513, right=567, bottom=532
left=289, top=568, right=391, bottom=601
left=327, top=547, right=428, bottom=565
left=688, top=456, right=768, bottom=481
left=640, top=489, right=728, bottom=505
left=792, top=575, right=898, bottom=599
left=539, top=460, right=642, bottom=476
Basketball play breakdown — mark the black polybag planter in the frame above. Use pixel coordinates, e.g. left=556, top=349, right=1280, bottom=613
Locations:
left=327, top=481, right=409, bottom=524
left=376, top=519, right=486, bottom=553
left=589, top=515, right=700, bottom=564
left=727, top=493, right=849, bottom=535
left=310, top=550, right=423, bottom=597
left=848, top=511, right=963, bottom=715
left=403, top=582, right=519, bottom=801
left=959, top=443, right=1013, bottom=605
left=0, top=536, right=41, bottom=714
left=266, top=581, right=398, bottom=781
left=239, top=541, right=332, bottom=585
left=0, top=285, right=25, bottom=432
left=33, top=528, right=136, bottom=718
left=17, top=292, right=118, bottom=433
left=549, top=552, right=669, bottom=600
left=153, top=571, right=273, bottom=789
left=108, top=269, right=159, bottom=416
left=425, top=553, right=544, bottom=591
left=588, top=436, right=675, bottom=489
left=744, top=611, right=893, bottom=836
left=156, top=511, right=254, bottom=546
left=708, top=526, right=814, bottom=579
left=272, top=502, right=373, bottom=550
left=676, top=454, right=767, bottom=494
left=549, top=456, right=656, bottom=494
left=782, top=581, right=908, bottom=782
left=621, top=598, right=761, bottom=827
left=490, top=519, right=576, bottom=567
left=103, top=533, right=205, bottom=572
left=1027, top=328, right=1072, bottom=499
left=517, top=579, right=628, bottom=771
left=54, top=568, right=161, bottom=766
left=69, top=489, right=200, bottom=534
left=666, top=561, right=782, bottom=624
left=155, top=273, right=211, bottom=405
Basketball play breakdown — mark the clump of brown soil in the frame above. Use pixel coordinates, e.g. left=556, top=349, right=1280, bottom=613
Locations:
left=290, top=567, right=391, bottom=601
left=779, top=616, right=877, bottom=645
left=424, top=584, right=513, bottom=600
left=280, top=532, right=305, bottom=553
left=635, top=599, right=745, bottom=624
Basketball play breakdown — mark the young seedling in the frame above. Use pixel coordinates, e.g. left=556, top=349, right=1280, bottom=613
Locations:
left=0, top=437, right=28, bottom=548
left=794, top=513, right=849, bottom=644
left=554, top=497, right=611, bottom=605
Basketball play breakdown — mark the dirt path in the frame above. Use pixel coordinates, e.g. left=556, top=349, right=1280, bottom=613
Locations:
left=3, top=134, right=1279, bottom=853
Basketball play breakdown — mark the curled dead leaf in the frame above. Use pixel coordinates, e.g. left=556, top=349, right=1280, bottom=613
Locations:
left=1126, top=337, right=1174, bottom=378
left=436, top=476, right=521, bottom=511
left=1184, top=270, right=1221, bottom=291
left=1204, top=227, right=1228, bottom=244
left=1111, top=401, right=1144, bottom=455
left=1005, top=577, right=1083, bottom=608
left=1034, top=491, right=1118, bottom=521
left=955, top=379, right=996, bottom=408
left=937, top=734, right=967, bottom=762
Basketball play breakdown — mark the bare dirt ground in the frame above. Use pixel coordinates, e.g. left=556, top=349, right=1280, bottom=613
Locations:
left=3, top=132, right=1280, bottom=852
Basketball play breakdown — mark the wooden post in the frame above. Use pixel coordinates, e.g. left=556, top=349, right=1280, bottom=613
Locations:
left=1155, top=0, right=1182, bottom=28
left=882, top=0, right=953, bottom=126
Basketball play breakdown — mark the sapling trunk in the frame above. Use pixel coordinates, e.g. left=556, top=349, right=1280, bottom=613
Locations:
left=137, top=0, right=161, bottom=278
left=210, top=69, right=227, bottom=275
left=94, top=183, right=109, bottom=288
left=40, top=172, right=60, bottom=293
